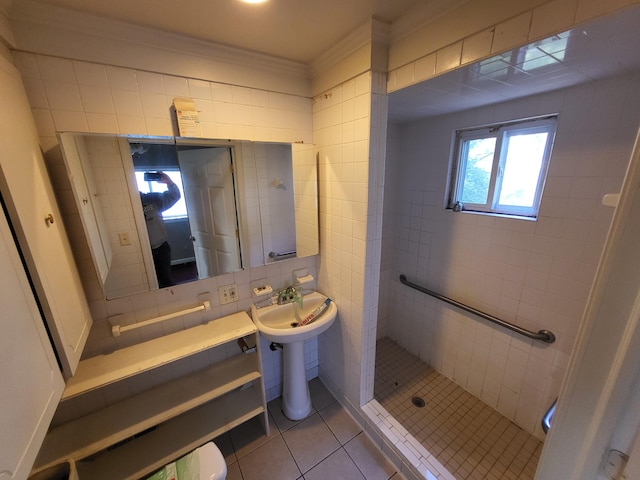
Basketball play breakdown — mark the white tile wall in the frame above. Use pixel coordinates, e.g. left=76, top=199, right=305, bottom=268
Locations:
left=363, top=73, right=390, bottom=403
left=13, top=51, right=317, bottom=419
left=381, top=72, right=640, bottom=439
left=314, top=72, right=375, bottom=407
left=15, top=53, right=312, bottom=144
left=313, top=71, right=388, bottom=409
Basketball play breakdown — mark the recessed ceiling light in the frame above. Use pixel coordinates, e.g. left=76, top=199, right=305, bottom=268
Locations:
left=241, top=0, right=268, bottom=4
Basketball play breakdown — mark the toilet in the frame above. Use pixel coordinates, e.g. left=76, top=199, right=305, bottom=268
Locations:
left=146, top=442, right=227, bottom=480
left=195, top=442, right=227, bottom=480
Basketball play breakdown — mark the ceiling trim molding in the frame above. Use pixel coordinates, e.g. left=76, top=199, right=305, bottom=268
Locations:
left=309, top=18, right=380, bottom=78
left=389, top=0, right=472, bottom=43
left=0, top=7, right=14, bottom=48
left=9, top=0, right=310, bottom=80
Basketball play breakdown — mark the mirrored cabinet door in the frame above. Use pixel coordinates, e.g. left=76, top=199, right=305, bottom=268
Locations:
left=55, top=133, right=319, bottom=300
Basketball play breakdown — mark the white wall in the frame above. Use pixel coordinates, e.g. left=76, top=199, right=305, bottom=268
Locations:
left=11, top=50, right=319, bottom=423
left=380, top=72, right=640, bottom=439
left=313, top=71, right=388, bottom=409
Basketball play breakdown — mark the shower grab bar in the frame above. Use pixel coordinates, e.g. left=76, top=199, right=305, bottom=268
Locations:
left=542, top=398, right=557, bottom=434
left=399, top=274, right=556, bottom=344
left=269, top=250, right=296, bottom=259
left=110, top=300, right=211, bottom=337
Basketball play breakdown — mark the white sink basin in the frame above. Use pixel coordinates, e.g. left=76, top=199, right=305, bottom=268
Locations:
left=251, top=291, right=338, bottom=420
left=250, top=291, right=337, bottom=344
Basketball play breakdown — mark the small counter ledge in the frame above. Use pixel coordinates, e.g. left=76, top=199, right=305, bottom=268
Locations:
left=63, top=310, right=256, bottom=400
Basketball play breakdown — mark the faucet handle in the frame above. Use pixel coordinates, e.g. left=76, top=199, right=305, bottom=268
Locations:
left=277, top=287, right=293, bottom=304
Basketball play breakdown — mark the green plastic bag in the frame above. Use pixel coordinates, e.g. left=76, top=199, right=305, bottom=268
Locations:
left=145, top=462, right=177, bottom=480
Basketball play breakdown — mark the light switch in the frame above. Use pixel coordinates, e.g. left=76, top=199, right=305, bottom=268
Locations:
left=118, top=232, right=131, bottom=246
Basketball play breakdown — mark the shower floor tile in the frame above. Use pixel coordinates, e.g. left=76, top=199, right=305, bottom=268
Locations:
left=374, top=337, right=542, bottom=480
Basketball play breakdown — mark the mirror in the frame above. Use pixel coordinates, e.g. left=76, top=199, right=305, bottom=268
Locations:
left=58, top=133, right=318, bottom=299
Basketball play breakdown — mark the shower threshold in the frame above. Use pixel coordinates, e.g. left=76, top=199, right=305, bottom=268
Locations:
left=372, top=337, right=542, bottom=480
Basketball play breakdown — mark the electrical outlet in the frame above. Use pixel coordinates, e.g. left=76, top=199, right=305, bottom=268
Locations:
left=218, top=284, right=238, bottom=304
left=118, top=232, right=131, bottom=246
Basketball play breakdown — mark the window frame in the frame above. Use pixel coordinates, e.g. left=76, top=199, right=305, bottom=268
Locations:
left=448, top=115, right=557, bottom=219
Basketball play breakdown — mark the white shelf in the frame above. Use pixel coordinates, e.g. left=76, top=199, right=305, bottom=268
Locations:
left=32, top=310, right=269, bottom=480
left=76, top=385, right=264, bottom=480
left=63, top=311, right=255, bottom=400
left=34, top=352, right=260, bottom=471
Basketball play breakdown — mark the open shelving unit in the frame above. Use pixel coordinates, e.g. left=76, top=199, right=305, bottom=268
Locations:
left=32, top=311, right=269, bottom=480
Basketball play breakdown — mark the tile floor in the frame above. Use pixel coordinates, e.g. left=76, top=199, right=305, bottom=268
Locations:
left=374, top=338, right=543, bottom=480
left=214, top=378, right=399, bottom=480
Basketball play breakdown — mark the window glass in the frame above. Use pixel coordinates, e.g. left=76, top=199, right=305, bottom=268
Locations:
left=460, top=137, right=496, bottom=204
left=449, top=116, right=556, bottom=218
left=498, top=131, right=549, bottom=208
left=135, top=170, right=188, bottom=219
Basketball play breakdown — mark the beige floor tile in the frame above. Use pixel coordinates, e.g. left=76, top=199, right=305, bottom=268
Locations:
left=268, top=396, right=314, bottom=433
left=212, top=432, right=236, bottom=465
left=309, top=377, right=336, bottom=410
left=282, top=412, right=341, bottom=473
left=225, top=461, right=242, bottom=480
left=302, top=448, right=366, bottom=480
left=238, top=435, right=301, bottom=480
left=344, top=432, right=397, bottom=480
left=229, top=413, right=276, bottom=459
left=319, top=400, right=362, bottom=445
left=150, top=377, right=397, bottom=480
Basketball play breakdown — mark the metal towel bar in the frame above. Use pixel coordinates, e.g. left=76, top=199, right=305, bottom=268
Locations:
left=110, top=300, right=211, bottom=337
left=399, top=274, right=556, bottom=344
left=269, top=250, right=296, bottom=259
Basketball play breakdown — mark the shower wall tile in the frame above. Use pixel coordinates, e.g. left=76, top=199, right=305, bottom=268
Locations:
left=382, top=72, right=640, bottom=439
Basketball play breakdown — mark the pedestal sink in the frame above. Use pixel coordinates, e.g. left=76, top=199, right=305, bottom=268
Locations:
left=251, top=291, right=337, bottom=420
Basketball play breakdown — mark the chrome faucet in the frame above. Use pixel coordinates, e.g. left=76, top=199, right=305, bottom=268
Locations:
left=277, top=286, right=298, bottom=305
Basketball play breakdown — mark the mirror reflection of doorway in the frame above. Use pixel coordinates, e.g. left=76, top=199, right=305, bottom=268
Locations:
left=176, top=146, right=242, bottom=278
left=131, top=143, right=198, bottom=286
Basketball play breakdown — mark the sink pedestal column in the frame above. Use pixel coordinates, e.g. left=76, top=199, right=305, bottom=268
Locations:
left=282, top=340, right=312, bottom=420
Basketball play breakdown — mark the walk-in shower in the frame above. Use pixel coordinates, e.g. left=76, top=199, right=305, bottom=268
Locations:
left=375, top=8, right=640, bottom=480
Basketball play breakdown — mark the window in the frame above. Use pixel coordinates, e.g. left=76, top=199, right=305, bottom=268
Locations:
left=135, top=170, right=188, bottom=219
left=448, top=116, right=557, bottom=218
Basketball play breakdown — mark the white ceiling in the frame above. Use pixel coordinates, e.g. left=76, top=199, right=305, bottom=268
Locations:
left=21, top=0, right=430, bottom=64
